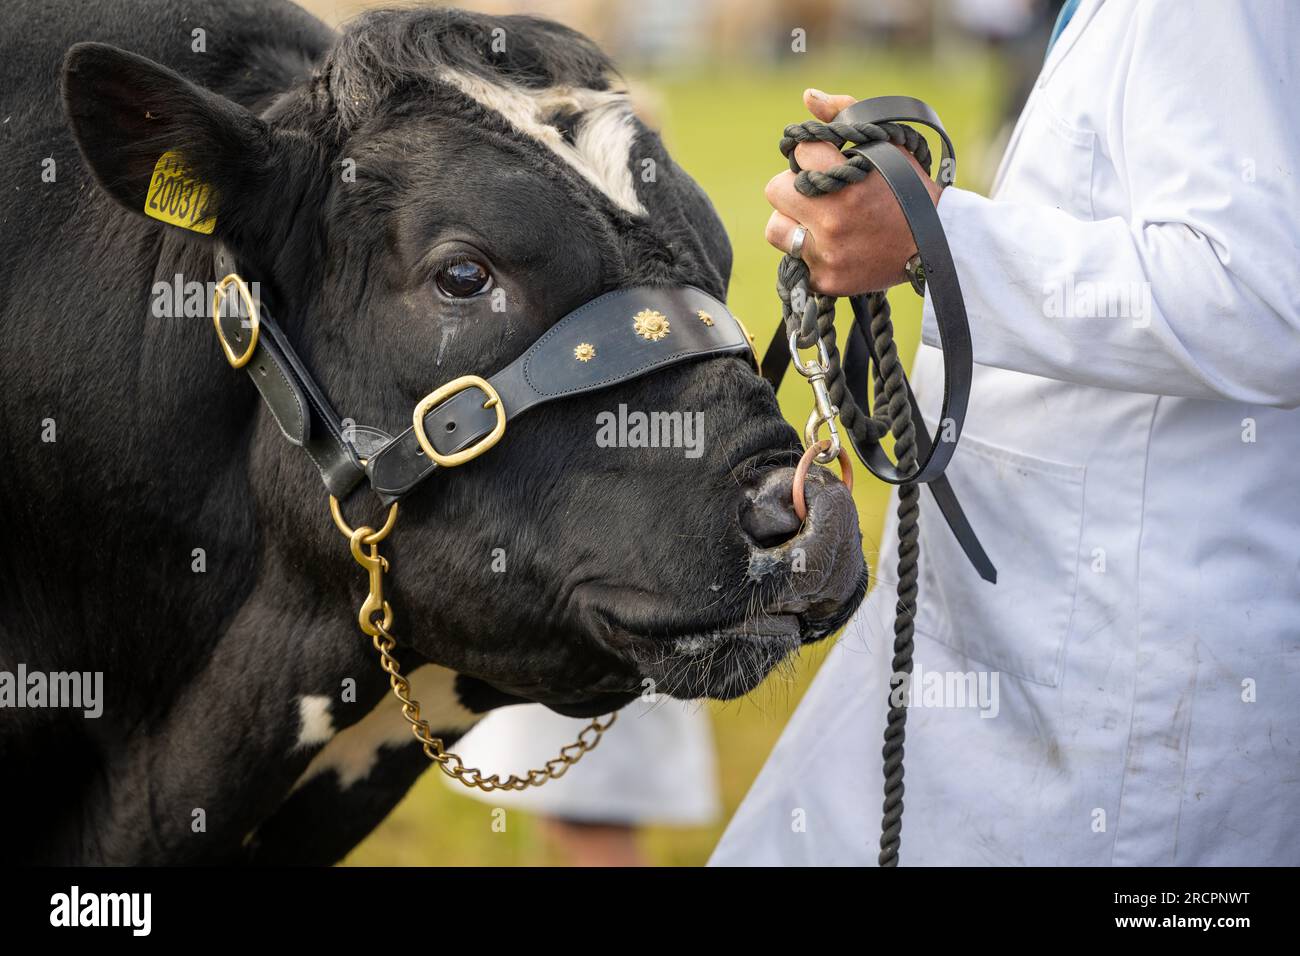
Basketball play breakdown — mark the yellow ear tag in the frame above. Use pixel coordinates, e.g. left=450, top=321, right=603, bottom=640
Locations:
left=144, top=150, right=217, bottom=234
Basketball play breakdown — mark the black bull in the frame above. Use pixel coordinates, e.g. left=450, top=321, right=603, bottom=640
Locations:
left=0, top=0, right=866, bottom=863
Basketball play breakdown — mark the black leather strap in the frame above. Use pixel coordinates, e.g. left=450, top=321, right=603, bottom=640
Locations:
left=839, top=95, right=957, bottom=184
left=758, top=96, right=995, bottom=583
left=367, top=286, right=753, bottom=502
left=214, top=247, right=371, bottom=498
left=840, top=139, right=970, bottom=486
left=845, top=299, right=996, bottom=583
left=215, top=232, right=754, bottom=508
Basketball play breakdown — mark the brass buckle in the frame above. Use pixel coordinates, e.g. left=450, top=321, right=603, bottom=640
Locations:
left=411, top=375, right=506, bottom=467
left=211, top=273, right=260, bottom=369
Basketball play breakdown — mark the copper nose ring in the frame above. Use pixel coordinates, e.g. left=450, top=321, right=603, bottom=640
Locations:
left=792, top=440, right=853, bottom=522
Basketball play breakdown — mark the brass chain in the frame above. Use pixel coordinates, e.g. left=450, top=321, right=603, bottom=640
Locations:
left=368, top=619, right=616, bottom=791
left=328, top=495, right=616, bottom=793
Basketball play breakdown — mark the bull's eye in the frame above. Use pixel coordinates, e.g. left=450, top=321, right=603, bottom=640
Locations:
left=435, top=259, right=492, bottom=298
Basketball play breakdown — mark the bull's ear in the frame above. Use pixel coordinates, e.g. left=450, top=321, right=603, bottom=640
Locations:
left=61, top=42, right=278, bottom=247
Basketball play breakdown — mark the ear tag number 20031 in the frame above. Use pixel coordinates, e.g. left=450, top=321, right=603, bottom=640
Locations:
left=144, top=150, right=217, bottom=234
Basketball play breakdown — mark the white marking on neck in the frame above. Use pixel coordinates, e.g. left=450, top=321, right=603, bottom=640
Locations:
left=295, top=695, right=336, bottom=749
left=290, top=664, right=481, bottom=792
left=437, top=67, right=647, bottom=216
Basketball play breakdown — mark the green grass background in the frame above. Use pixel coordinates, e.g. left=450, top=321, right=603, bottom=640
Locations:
left=344, top=49, right=1006, bottom=866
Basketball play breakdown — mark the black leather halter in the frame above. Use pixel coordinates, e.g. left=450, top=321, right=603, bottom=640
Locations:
left=212, top=95, right=991, bottom=584
left=760, top=96, right=996, bottom=583
left=211, top=250, right=755, bottom=505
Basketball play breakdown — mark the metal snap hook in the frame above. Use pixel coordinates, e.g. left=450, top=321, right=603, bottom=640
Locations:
left=348, top=526, right=393, bottom=637
left=788, top=330, right=832, bottom=379
left=790, top=330, right=843, bottom=462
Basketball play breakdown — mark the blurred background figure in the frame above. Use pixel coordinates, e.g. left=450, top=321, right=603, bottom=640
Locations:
left=294, top=0, right=1039, bottom=866
left=444, top=701, right=720, bottom=866
left=949, top=0, right=1065, bottom=154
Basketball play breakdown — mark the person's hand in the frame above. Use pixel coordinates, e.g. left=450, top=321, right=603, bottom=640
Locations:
left=764, top=89, right=943, bottom=296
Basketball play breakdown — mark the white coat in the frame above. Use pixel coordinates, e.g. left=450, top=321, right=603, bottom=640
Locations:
left=711, top=0, right=1300, bottom=865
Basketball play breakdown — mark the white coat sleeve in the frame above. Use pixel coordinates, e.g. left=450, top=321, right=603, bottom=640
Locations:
left=921, top=0, right=1300, bottom=406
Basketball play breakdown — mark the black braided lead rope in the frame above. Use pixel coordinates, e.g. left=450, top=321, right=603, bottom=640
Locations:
left=776, top=118, right=930, bottom=867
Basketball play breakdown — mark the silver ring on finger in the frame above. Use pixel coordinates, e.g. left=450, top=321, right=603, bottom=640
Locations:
left=788, top=224, right=810, bottom=261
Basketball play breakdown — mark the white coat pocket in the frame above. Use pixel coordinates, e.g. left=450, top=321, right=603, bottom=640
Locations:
left=913, top=427, right=1085, bottom=687
left=994, top=88, right=1097, bottom=221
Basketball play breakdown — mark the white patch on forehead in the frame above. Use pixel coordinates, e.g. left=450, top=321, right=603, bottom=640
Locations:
left=437, top=66, right=647, bottom=216
left=295, top=695, right=335, bottom=749
left=290, top=664, right=480, bottom=792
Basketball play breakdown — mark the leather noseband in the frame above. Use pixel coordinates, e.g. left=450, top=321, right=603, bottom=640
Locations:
left=211, top=251, right=755, bottom=506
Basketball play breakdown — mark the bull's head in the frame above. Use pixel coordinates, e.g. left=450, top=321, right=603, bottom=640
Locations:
left=61, top=7, right=867, bottom=718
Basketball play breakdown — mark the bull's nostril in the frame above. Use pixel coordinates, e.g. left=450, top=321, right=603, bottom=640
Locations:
left=740, top=467, right=803, bottom=549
